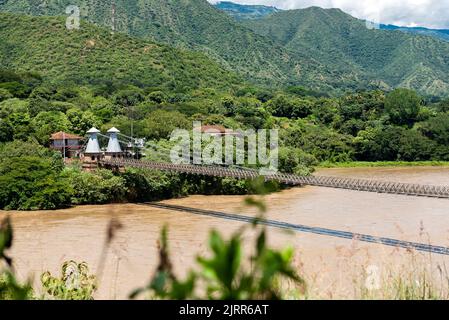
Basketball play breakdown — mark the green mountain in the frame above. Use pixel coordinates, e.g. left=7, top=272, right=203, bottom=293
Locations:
left=242, top=7, right=449, bottom=96
left=0, top=0, right=376, bottom=92
left=380, top=24, right=449, bottom=42
left=0, top=12, right=240, bottom=90
left=214, top=1, right=449, bottom=43
left=1, top=1, right=449, bottom=96
left=213, top=1, right=281, bottom=20
left=0, top=0, right=307, bottom=87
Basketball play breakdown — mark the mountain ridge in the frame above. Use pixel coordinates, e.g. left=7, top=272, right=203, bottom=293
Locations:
left=213, top=1, right=449, bottom=42
left=1, top=0, right=449, bottom=96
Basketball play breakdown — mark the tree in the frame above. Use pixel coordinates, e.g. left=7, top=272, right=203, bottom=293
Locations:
left=90, top=96, right=116, bottom=123
left=142, top=110, right=190, bottom=140
left=0, top=141, right=64, bottom=171
left=0, top=82, right=29, bottom=99
left=278, top=147, right=317, bottom=175
left=268, top=95, right=312, bottom=119
left=384, top=89, right=422, bottom=126
left=0, top=119, right=13, bottom=143
left=354, top=126, right=435, bottom=161
left=63, top=168, right=127, bottom=205
left=147, top=91, right=168, bottom=104
left=31, top=111, right=71, bottom=145
left=0, top=88, right=12, bottom=102
left=114, top=87, right=145, bottom=108
left=67, top=108, right=101, bottom=135
left=418, top=114, right=449, bottom=145
left=0, top=157, right=72, bottom=210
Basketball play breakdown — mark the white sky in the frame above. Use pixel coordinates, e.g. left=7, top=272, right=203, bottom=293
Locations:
left=209, top=0, right=449, bottom=29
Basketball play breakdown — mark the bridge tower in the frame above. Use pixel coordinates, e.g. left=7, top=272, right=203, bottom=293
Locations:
left=83, top=127, right=103, bottom=171
left=105, top=127, right=124, bottom=159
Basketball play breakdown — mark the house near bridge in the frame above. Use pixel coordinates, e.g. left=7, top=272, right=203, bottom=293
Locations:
left=50, top=131, right=83, bottom=159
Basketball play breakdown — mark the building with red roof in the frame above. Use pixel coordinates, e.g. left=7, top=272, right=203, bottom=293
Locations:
left=50, top=131, right=83, bottom=159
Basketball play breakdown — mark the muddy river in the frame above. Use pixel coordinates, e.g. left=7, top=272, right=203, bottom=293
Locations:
left=1, top=167, right=449, bottom=299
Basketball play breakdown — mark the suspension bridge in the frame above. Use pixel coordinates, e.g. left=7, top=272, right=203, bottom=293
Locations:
left=62, top=125, right=448, bottom=199
left=59, top=126, right=449, bottom=255
left=98, top=157, right=449, bottom=199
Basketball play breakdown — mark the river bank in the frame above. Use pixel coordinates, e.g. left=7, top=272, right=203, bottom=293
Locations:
left=319, top=161, right=449, bottom=168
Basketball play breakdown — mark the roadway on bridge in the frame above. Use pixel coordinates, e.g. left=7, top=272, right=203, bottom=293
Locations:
left=101, top=158, right=449, bottom=199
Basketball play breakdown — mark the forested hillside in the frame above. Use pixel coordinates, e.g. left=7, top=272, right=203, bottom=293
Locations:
left=2, top=0, right=449, bottom=96
left=0, top=13, right=240, bottom=90
left=214, top=1, right=281, bottom=20
left=380, top=24, right=449, bottom=42
left=213, top=1, right=449, bottom=43
left=0, top=0, right=307, bottom=88
left=242, top=7, right=449, bottom=97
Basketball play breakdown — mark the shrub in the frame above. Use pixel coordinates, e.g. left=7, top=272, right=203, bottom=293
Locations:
left=0, top=157, right=72, bottom=210
left=41, top=261, right=97, bottom=300
left=131, top=224, right=305, bottom=300
left=64, top=168, right=128, bottom=205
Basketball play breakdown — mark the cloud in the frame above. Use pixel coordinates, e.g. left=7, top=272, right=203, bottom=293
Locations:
left=209, top=0, right=449, bottom=29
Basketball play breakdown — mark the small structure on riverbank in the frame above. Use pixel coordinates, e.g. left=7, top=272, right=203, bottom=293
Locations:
left=50, top=131, right=83, bottom=159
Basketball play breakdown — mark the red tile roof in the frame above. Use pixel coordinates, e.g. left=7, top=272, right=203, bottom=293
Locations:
left=50, top=132, right=83, bottom=140
left=196, top=125, right=227, bottom=133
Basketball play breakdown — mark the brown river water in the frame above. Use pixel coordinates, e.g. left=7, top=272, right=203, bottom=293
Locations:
left=1, top=167, right=449, bottom=299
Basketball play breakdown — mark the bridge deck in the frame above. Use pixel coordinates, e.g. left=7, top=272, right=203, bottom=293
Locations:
left=100, top=159, right=449, bottom=199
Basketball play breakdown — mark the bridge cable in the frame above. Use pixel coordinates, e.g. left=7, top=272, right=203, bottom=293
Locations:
left=145, top=203, right=449, bottom=256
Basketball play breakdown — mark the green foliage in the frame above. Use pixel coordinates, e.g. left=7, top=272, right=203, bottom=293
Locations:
left=131, top=224, right=304, bottom=300
left=147, top=91, right=168, bottom=104
left=0, top=88, right=12, bottom=102
left=0, top=155, right=72, bottom=210
left=0, top=140, right=57, bottom=161
left=121, top=169, right=185, bottom=202
left=0, top=271, right=33, bottom=300
left=142, top=110, right=191, bottom=140
left=66, top=108, right=101, bottom=135
left=418, top=114, right=449, bottom=145
left=354, top=126, right=436, bottom=161
left=281, top=120, right=355, bottom=162
left=64, top=168, right=127, bottom=205
left=41, top=261, right=97, bottom=300
left=268, top=95, right=312, bottom=119
left=279, top=147, right=317, bottom=175
left=0, top=12, right=240, bottom=92
left=31, top=111, right=71, bottom=145
left=385, top=89, right=422, bottom=126
left=3, top=3, right=449, bottom=95
left=0, top=217, right=33, bottom=300
left=0, top=118, right=13, bottom=143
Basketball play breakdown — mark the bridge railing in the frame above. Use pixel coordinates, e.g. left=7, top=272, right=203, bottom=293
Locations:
left=99, top=158, right=449, bottom=199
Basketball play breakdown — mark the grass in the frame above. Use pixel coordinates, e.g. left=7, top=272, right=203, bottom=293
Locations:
left=319, top=161, right=449, bottom=168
